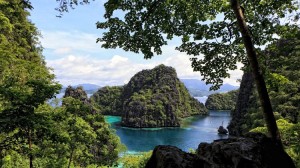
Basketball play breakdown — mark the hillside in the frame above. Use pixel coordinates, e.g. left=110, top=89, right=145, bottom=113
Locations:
left=90, top=86, right=123, bottom=116
left=121, top=64, right=208, bottom=127
left=205, top=90, right=239, bottom=110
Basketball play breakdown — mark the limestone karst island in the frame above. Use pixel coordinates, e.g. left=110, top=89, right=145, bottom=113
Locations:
left=1, top=1, right=299, bottom=168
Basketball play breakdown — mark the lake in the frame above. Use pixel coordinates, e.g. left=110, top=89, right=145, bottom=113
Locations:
left=105, top=110, right=231, bottom=153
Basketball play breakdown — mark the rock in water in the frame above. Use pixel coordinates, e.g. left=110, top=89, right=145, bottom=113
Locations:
left=218, top=126, right=228, bottom=134
left=146, top=133, right=295, bottom=168
left=121, top=64, right=208, bottom=127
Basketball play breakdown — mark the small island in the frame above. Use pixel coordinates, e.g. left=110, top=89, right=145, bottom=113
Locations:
left=205, top=90, right=239, bottom=111
left=91, top=64, right=208, bottom=128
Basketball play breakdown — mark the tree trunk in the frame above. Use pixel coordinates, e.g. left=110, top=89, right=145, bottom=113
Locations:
left=230, top=0, right=283, bottom=148
left=28, top=129, right=33, bottom=168
left=68, top=148, right=74, bottom=168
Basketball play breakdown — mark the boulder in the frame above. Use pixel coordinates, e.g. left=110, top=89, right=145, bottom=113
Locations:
left=146, top=133, right=295, bottom=168
left=146, top=145, right=203, bottom=168
left=218, top=126, right=228, bottom=134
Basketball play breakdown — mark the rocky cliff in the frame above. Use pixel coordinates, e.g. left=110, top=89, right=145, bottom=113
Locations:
left=121, top=64, right=208, bottom=127
left=63, top=86, right=89, bottom=103
left=227, top=72, right=255, bottom=136
left=146, top=133, right=295, bottom=168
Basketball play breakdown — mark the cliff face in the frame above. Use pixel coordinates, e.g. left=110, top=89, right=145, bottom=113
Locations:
left=205, top=90, right=239, bottom=110
left=63, top=86, right=89, bottom=104
left=227, top=72, right=255, bottom=136
left=90, top=86, right=123, bottom=116
left=121, top=64, right=208, bottom=127
left=146, top=133, right=295, bottom=168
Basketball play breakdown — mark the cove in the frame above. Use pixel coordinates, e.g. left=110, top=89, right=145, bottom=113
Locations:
left=105, top=110, right=231, bottom=153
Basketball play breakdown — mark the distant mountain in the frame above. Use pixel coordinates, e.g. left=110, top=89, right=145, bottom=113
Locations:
left=60, top=84, right=101, bottom=94
left=180, top=79, right=239, bottom=97
left=219, top=83, right=239, bottom=92
left=74, top=83, right=101, bottom=91
left=180, top=79, right=211, bottom=90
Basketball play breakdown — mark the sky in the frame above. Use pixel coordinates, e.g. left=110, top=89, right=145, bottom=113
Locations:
left=29, top=0, right=243, bottom=87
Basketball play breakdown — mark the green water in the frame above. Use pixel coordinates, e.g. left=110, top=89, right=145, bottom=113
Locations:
left=105, top=110, right=231, bottom=153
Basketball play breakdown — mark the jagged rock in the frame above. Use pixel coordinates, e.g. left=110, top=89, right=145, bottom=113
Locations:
left=146, top=133, right=295, bottom=168
left=146, top=145, right=203, bottom=168
left=64, top=86, right=89, bottom=104
left=228, top=72, right=255, bottom=136
left=63, top=86, right=98, bottom=114
left=121, top=64, right=208, bottom=128
left=218, top=126, right=228, bottom=134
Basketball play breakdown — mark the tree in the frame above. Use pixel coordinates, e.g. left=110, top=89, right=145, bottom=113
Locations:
left=62, top=86, right=123, bottom=166
left=0, top=1, right=61, bottom=167
left=56, top=0, right=300, bottom=147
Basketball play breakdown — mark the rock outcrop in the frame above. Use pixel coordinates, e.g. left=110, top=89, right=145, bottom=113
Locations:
left=217, top=126, right=228, bottom=134
left=146, top=133, right=295, bottom=168
left=121, top=64, right=208, bottom=127
left=63, top=86, right=89, bottom=104
left=63, top=86, right=98, bottom=114
left=227, top=72, right=255, bottom=136
left=146, top=145, right=202, bottom=168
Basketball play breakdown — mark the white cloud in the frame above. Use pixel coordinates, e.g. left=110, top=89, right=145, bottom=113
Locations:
left=47, top=55, right=156, bottom=86
left=41, top=30, right=242, bottom=87
left=47, top=53, right=243, bottom=87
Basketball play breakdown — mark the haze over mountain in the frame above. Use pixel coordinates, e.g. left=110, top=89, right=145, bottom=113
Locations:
left=180, top=79, right=239, bottom=97
left=60, top=79, right=239, bottom=97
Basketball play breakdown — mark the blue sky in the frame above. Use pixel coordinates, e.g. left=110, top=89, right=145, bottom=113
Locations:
left=29, top=0, right=242, bottom=87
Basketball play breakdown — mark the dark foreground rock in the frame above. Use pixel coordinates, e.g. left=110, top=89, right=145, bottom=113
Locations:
left=146, top=133, right=295, bottom=168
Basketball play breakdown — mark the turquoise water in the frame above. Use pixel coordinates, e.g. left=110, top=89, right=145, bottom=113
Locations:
left=105, top=110, right=231, bottom=152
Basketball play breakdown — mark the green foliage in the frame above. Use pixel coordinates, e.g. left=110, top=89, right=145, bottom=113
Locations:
left=263, top=33, right=300, bottom=123
left=205, top=90, right=239, bottom=110
left=90, top=86, right=123, bottom=115
left=120, top=151, right=152, bottom=168
left=0, top=2, right=123, bottom=165
left=0, top=1, right=61, bottom=167
left=85, top=0, right=299, bottom=89
left=0, top=87, right=124, bottom=167
left=251, top=119, right=300, bottom=166
left=121, top=65, right=207, bottom=127
left=236, top=31, right=300, bottom=133
left=62, top=87, right=124, bottom=167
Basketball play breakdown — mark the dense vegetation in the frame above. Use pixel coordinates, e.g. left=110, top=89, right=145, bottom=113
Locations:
left=205, top=90, right=239, bottom=110
left=92, top=65, right=208, bottom=127
left=2, top=0, right=300, bottom=167
left=121, top=65, right=207, bottom=127
left=0, top=1, right=123, bottom=167
left=230, top=31, right=300, bottom=165
left=90, top=86, right=123, bottom=116
left=62, top=86, right=124, bottom=167
left=119, top=151, right=152, bottom=168
left=0, top=1, right=60, bottom=167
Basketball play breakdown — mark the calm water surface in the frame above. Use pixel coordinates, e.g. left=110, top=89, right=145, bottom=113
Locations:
left=105, top=110, right=231, bottom=152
